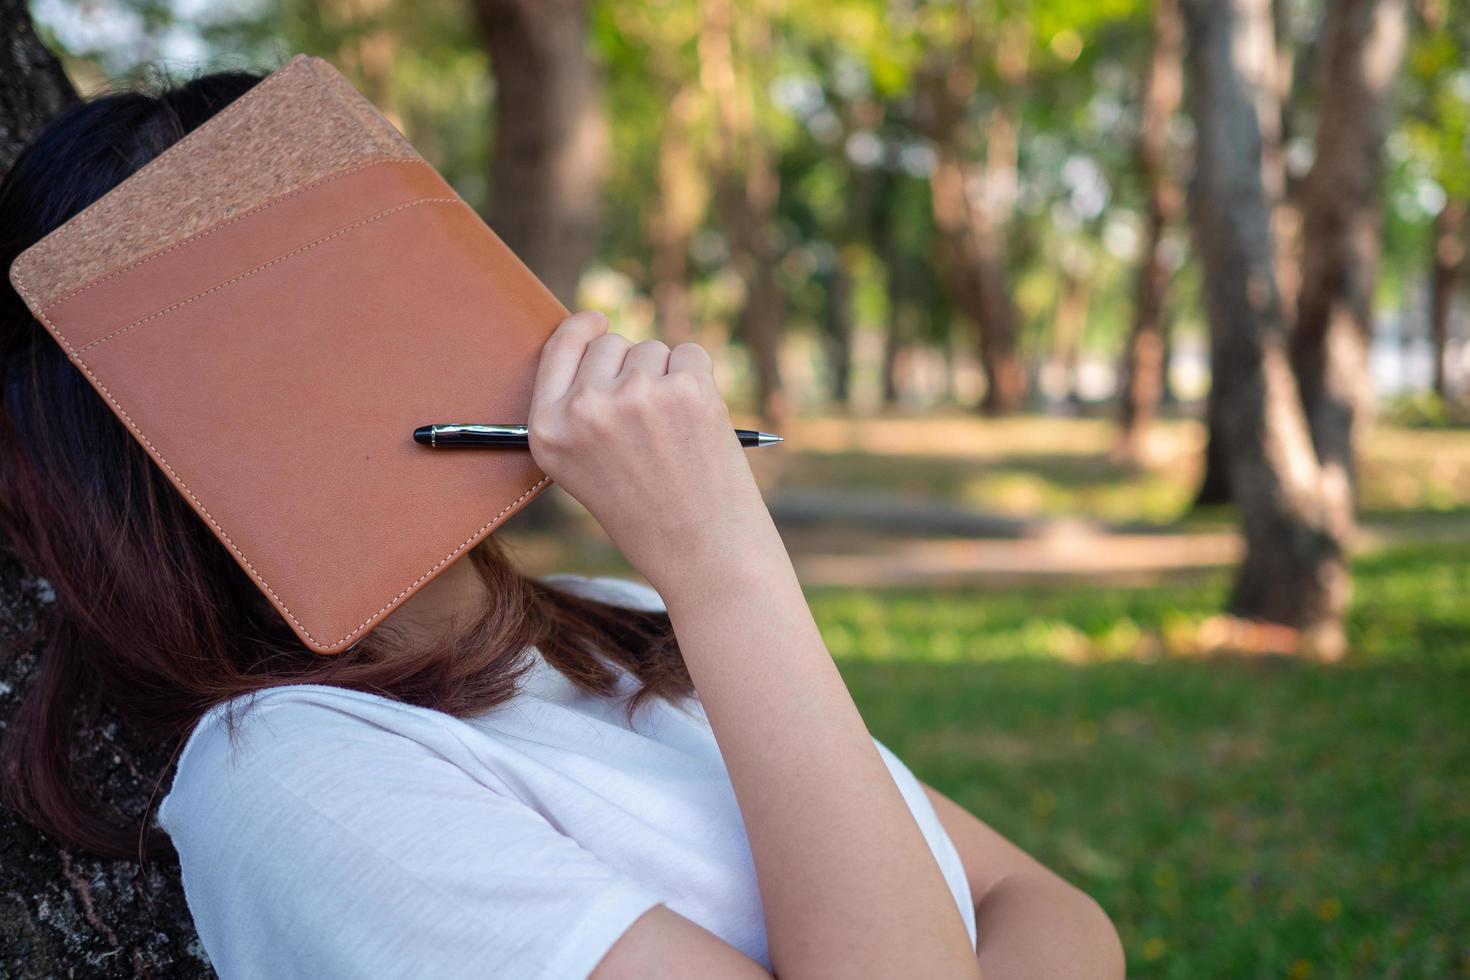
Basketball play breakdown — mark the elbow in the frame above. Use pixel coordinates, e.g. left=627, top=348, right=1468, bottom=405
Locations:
left=975, top=873, right=1126, bottom=980
left=1070, top=886, right=1125, bottom=980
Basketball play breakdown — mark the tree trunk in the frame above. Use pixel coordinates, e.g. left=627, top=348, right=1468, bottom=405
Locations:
left=1, top=15, right=208, bottom=979
left=881, top=315, right=903, bottom=405
left=470, top=0, right=609, bottom=306
left=649, top=85, right=703, bottom=347
left=701, top=0, right=787, bottom=426
left=1118, top=0, right=1184, bottom=463
left=320, top=0, right=402, bottom=132
left=1192, top=400, right=1234, bottom=506
left=1049, top=265, right=1092, bottom=406
left=1289, top=0, right=1407, bottom=491
left=927, top=158, right=1025, bottom=414
left=822, top=263, right=854, bottom=404
left=1191, top=0, right=1289, bottom=504
left=1182, top=0, right=1357, bottom=658
left=918, top=16, right=1028, bottom=416
left=1430, top=198, right=1465, bottom=400
left=0, top=0, right=76, bottom=171
left=875, top=170, right=906, bottom=406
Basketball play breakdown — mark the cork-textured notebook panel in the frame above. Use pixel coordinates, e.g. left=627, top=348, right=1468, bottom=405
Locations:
left=12, top=55, right=417, bottom=309
left=41, top=159, right=452, bottom=351
left=5, top=53, right=567, bottom=654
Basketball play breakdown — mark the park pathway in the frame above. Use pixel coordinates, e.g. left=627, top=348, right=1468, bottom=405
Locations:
left=769, top=489, right=1470, bottom=588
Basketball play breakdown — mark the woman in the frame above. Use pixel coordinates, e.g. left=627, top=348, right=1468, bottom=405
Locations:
left=0, top=69, right=1124, bottom=979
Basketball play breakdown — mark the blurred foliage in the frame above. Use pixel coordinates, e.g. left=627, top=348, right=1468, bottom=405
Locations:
left=16, top=6, right=1470, bottom=974
left=1380, top=390, right=1470, bottom=429
left=33, top=0, right=1467, bottom=413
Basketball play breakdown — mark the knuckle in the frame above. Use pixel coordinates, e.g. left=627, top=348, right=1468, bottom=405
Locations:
left=671, top=341, right=710, bottom=361
left=666, top=370, right=705, bottom=400
left=633, top=338, right=671, bottom=357
left=615, top=370, right=653, bottom=400
left=561, top=310, right=607, bottom=335
left=588, top=332, right=631, bottom=354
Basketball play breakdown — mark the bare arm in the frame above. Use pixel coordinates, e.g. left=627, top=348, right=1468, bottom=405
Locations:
left=921, top=782, right=1126, bottom=980
left=531, top=312, right=980, bottom=980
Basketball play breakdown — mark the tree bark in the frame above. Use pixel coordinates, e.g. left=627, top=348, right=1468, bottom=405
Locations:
left=700, top=0, right=787, bottom=426
left=918, top=15, right=1028, bottom=415
left=649, top=85, right=703, bottom=347
left=1049, top=263, right=1092, bottom=406
left=821, top=262, right=854, bottom=404
left=1117, top=0, right=1185, bottom=462
left=470, top=0, right=610, bottom=306
left=1, top=14, right=206, bottom=978
left=0, top=0, right=76, bottom=172
left=1289, top=0, right=1407, bottom=491
left=1191, top=0, right=1291, bottom=504
left=1430, top=198, right=1465, bottom=400
left=1182, top=0, right=1357, bottom=658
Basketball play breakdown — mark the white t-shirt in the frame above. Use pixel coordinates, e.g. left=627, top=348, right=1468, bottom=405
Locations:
left=157, top=574, right=977, bottom=979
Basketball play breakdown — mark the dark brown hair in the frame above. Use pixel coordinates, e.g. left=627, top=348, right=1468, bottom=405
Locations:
left=0, top=68, right=691, bottom=864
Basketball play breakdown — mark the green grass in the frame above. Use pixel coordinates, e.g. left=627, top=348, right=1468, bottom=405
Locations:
left=815, top=542, right=1470, bottom=979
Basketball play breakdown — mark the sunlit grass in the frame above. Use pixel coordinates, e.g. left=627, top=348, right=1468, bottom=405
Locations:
left=506, top=415, right=1470, bottom=975
left=820, top=542, right=1470, bottom=979
left=776, top=414, right=1470, bottom=525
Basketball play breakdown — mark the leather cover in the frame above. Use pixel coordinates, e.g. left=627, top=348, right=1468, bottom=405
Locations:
left=8, top=54, right=567, bottom=654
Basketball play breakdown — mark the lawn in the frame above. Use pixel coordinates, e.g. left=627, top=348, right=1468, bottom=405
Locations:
left=819, top=542, right=1470, bottom=979
left=772, top=415, right=1470, bottom=526
left=507, top=414, right=1470, bottom=976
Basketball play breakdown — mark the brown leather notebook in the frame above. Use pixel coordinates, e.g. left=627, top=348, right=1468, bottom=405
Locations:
left=8, top=54, right=567, bottom=654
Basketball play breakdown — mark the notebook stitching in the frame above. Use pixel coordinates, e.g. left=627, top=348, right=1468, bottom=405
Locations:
left=12, top=221, right=552, bottom=651
left=73, top=197, right=467, bottom=353
left=40, top=156, right=426, bottom=312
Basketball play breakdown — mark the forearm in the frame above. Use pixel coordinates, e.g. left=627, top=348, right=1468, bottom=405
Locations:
left=971, top=874, right=1126, bottom=980
left=656, top=520, right=980, bottom=980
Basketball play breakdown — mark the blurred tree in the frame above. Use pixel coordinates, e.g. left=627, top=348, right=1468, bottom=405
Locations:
left=1406, top=0, right=1469, bottom=400
left=469, top=0, right=610, bottom=305
left=320, top=0, right=402, bottom=128
left=649, top=81, right=705, bottom=347
left=1193, top=0, right=1311, bottom=511
left=0, top=19, right=206, bottom=977
left=1181, top=0, right=1405, bottom=657
left=701, top=0, right=789, bottom=425
left=0, top=0, right=76, bottom=170
left=1191, top=0, right=1295, bottom=507
left=602, top=0, right=710, bottom=348
left=1431, top=199, right=1466, bottom=399
left=1291, top=0, right=1408, bottom=492
left=1115, top=0, right=1183, bottom=463
left=914, top=5, right=1029, bottom=414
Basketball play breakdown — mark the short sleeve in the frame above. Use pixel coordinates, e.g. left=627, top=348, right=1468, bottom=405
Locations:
left=539, top=574, right=667, bottom=613
left=157, top=691, right=668, bottom=980
left=869, top=737, right=978, bottom=950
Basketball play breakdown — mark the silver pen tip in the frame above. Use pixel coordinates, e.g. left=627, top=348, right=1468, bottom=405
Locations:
left=757, top=432, right=783, bottom=446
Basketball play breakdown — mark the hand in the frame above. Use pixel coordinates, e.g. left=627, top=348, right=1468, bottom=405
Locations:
left=526, top=311, right=780, bottom=593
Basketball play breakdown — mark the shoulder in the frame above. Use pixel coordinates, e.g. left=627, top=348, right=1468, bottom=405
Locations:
left=155, top=685, right=669, bottom=980
left=158, top=684, right=475, bottom=838
left=538, top=573, right=667, bottom=613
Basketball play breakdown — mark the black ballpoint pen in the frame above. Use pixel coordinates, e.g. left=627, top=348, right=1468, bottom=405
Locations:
left=413, top=423, right=784, bottom=449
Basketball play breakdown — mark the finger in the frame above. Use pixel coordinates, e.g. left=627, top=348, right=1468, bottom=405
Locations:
left=572, top=332, right=634, bottom=388
left=668, top=342, right=713, bottom=376
left=532, top=311, right=608, bottom=412
left=621, top=339, right=672, bottom=377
